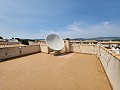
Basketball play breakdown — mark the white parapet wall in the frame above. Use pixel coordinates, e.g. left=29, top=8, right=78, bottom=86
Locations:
left=70, top=44, right=96, bottom=54
left=0, top=45, right=40, bottom=60
left=0, top=42, right=21, bottom=45
left=40, top=44, right=50, bottom=54
left=95, top=45, right=120, bottom=90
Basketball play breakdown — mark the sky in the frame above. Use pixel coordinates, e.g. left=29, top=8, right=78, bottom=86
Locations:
left=0, top=0, right=120, bottom=39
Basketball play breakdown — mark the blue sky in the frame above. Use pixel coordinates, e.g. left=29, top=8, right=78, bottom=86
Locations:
left=0, top=0, right=120, bottom=39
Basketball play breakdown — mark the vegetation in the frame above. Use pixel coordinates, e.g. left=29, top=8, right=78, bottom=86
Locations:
left=66, top=38, right=70, bottom=40
left=0, top=36, right=3, bottom=39
left=15, top=38, right=21, bottom=41
left=15, top=38, right=36, bottom=45
left=21, top=40, right=29, bottom=45
left=112, top=39, right=120, bottom=42
left=12, top=37, right=14, bottom=39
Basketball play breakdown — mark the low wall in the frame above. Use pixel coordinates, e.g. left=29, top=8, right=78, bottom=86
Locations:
left=95, top=45, right=120, bottom=90
left=40, top=44, right=49, bottom=53
left=0, top=42, right=21, bottom=45
left=0, top=45, right=40, bottom=60
left=70, top=44, right=95, bottom=54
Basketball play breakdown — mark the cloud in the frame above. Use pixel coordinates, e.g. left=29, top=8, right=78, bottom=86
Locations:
left=0, top=21, right=120, bottom=39
left=35, top=21, right=120, bottom=39
left=39, top=21, right=120, bottom=39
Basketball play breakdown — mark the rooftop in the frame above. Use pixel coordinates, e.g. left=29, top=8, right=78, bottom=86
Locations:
left=0, top=53, right=111, bottom=90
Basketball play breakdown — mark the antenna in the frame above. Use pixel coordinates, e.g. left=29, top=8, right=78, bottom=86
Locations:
left=46, top=34, right=64, bottom=55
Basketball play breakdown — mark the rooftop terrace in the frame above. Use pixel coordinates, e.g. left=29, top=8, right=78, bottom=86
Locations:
left=0, top=53, right=111, bottom=90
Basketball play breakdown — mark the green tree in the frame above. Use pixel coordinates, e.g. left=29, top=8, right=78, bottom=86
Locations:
left=0, top=36, right=3, bottom=39
left=66, top=38, right=70, bottom=40
left=15, top=38, right=21, bottom=41
left=21, top=40, right=29, bottom=45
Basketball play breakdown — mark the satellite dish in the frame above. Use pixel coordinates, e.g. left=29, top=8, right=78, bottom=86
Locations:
left=46, top=34, right=64, bottom=51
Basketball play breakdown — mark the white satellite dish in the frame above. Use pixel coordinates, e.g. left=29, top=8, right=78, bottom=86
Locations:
left=46, top=34, right=64, bottom=51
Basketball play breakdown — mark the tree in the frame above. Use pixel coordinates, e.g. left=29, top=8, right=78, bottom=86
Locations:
left=15, top=38, right=21, bottom=41
left=21, top=40, right=29, bottom=45
left=66, top=38, right=70, bottom=40
left=0, top=36, right=3, bottom=39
